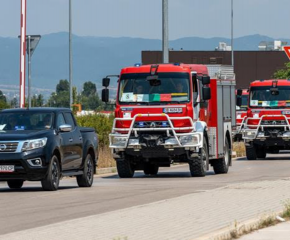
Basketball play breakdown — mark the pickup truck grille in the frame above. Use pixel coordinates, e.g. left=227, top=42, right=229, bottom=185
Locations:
left=0, top=142, right=19, bottom=153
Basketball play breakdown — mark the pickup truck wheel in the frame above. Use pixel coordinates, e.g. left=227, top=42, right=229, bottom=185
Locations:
left=41, top=155, right=60, bottom=191
left=77, top=154, right=94, bottom=187
left=213, top=138, right=230, bottom=174
left=144, top=164, right=159, bottom=175
left=246, top=145, right=257, bottom=160
left=189, top=137, right=208, bottom=177
left=117, top=157, right=135, bottom=178
left=7, top=180, right=24, bottom=189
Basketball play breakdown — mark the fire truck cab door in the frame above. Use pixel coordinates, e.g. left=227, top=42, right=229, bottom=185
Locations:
left=192, top=72, right=200, bottom=121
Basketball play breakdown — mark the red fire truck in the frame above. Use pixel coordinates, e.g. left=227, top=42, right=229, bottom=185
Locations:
left=102, top=64, right=236, bottom=178
left=241, top=79, right=290, bottom=160
left=233, top=89, right=249, bottom=141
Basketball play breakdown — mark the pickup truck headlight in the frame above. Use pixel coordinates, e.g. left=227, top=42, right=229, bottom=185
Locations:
left=22, top=138, right=47, bottom=151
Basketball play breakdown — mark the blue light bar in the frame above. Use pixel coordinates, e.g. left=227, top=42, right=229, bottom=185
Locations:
left=162, top=122, right=167, bottom=127
left=139, top=122, right=144, bottom=127
left=134, top=63, right=142, bottom=67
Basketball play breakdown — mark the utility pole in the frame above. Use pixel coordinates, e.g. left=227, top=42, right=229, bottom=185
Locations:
left=27, top=36, right=31, bottom=108
left=69, top=0, right=73, bottom=109
left=20, top=0, right=27, bottom=108
left=162, top=0, right=169, bottom=63
left=231, top=0, right=234, bottom=67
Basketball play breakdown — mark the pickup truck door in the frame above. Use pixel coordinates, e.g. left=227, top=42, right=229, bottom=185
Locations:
left=63, top=112, right=83, bottom=169
left=56, top=113, right=72, bottom=171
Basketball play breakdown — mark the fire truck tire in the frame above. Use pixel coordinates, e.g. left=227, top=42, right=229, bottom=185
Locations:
left=257, top=147, right=267, bottom=159
left=144, top=163, right=159, bottom=175
left=189, top=137, right=208, bottom=177
left=116, top=157, right=135, bottom=178
left=246, top=145, right=257, bottom=160
left=213, top=138, right=230, bottom=174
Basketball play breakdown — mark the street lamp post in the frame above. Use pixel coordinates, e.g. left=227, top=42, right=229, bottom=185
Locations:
left=231, top=0, right=234, bottom=67
left=69, top=0, right=73, bottom=109
left=162, top=0, right=169, bottom=63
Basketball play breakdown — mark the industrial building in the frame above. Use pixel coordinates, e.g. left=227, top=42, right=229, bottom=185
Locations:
left=142, top=43, right=289, bottom=88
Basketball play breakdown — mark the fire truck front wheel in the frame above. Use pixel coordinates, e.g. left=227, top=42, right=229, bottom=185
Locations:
left=189, top=137, right=208, bottom=177
left=212, top=138, right=230, bottom=174
left=246, top=145, right=257, bottom=160
left=116, top=157, right=135, bottom=178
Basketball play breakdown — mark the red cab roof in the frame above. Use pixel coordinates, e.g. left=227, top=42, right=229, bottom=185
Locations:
left=120, top=64, right=209, bottom=75
left=250, top=79, right=290, bottom=87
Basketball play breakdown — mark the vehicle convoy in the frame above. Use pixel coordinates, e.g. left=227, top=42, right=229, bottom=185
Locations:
left=102, top=64, right=236, bottom=178
left=241, top=79, right=290, bottom=160
left=233, top=89, right=249, bottom=141
left=0, top=108, right=98, bottom=191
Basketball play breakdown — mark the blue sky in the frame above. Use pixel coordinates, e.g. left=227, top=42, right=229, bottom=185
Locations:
left=0, top=0, right=289, bottom=39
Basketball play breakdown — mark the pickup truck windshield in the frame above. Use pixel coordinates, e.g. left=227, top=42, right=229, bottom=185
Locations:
left=118, top=72, right=190, bottom=104
left=250, top=86, right=290, bottom=108
left=0, top=112, right=54, bottom=131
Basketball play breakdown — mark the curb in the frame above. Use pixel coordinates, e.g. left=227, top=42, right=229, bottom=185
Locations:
left=197, top=210, right=284, bottom=240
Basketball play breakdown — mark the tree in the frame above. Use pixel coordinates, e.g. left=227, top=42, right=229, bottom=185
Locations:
left=0, top=91, right=9, bottom=109
left=48, top=79, right=70, bottom=108
left=31, top=94, right=44, bottom=107
left=273, top=62, right=290, bottom=79
left=82, top=81, right=96, bottom=97
left=56, top=79, right=69, bottom=93
left=80, top=81, right=103, bottom=110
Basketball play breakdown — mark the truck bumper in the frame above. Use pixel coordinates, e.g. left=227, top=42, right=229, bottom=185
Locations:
left=0, top=149, right=48, bottom=181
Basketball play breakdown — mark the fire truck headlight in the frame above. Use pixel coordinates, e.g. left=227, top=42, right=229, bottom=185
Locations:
left=180, top=135, right=199, bottom=145
left=112, top=137, right=127, bottom=146
left=245, top=131, right=256, bottom=138
left=253, top=114, right=259, bottom=119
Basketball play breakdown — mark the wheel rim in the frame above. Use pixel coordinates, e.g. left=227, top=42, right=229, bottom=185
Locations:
left=86, top=156, right=93, bottom=184
left=224, top=143, right=229, bottom=166
left=201, top=148, right=207, bottom=171
left=52, top=160, right=59, bottom=188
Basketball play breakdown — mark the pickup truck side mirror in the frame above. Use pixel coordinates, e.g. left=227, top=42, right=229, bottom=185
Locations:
left=103, top=78, right=110, bottom=87
left=59, top=124, right=72, bottom=132
left=102, top=89, right=109, bottom=103
left=202, top=86, right=211, bottom=100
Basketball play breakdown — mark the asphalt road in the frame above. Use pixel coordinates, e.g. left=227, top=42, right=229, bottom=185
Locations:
left=1, top=154, right=290, bottom=236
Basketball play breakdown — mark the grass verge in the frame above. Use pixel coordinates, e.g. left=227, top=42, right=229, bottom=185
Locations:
left=97, top=147, right=115, bottom=169
left=233, top=142, right=246, bottom=158
left=217, top=201, right=290, bottom=240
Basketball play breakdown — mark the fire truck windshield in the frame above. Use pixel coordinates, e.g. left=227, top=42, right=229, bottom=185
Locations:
left=249, top=86, right=290, bottom=108
left=118, top=72, right=190, bottom=104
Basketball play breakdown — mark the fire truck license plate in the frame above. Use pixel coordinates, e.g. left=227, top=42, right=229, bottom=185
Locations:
left=163, top=108, right=182, bottom=113
left=0, top=165, right=15, bottom=173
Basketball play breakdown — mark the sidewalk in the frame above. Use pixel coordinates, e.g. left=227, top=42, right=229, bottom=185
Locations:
left=240, top=221, right=290, bottom=240
left=1, top=178, right=290, bottom=240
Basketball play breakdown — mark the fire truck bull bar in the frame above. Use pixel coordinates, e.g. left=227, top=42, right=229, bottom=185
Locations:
left=109, top=113, right=203, bottom=150
left=242, top=115, right=290, bottom=140
left=232, top=116, right=246, bottom=137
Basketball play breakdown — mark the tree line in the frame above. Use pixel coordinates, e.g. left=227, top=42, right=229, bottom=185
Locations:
left=0, top=79, right=114, bottom=111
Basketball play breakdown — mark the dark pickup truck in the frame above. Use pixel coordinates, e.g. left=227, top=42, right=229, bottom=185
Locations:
left=0, top=108, right=98, bottom=191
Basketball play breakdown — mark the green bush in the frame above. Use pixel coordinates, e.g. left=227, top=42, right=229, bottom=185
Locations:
left=76, top=114, right=114, bottom=148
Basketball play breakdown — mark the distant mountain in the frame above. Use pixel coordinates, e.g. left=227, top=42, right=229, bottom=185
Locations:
left=0, top=32, right=288, bottom=97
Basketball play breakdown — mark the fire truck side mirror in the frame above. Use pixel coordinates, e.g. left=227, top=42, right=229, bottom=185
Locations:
left=237, top=89, right=243, bottom=96
left=102, top=89, right=109, bottom=103
left=236, top=96, right=242, bottom=107
left=202, top=86, right=211, bottom=100
left=202, top=76, right=210, bottom=85
left=103, top=78, right=110, bottom=87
